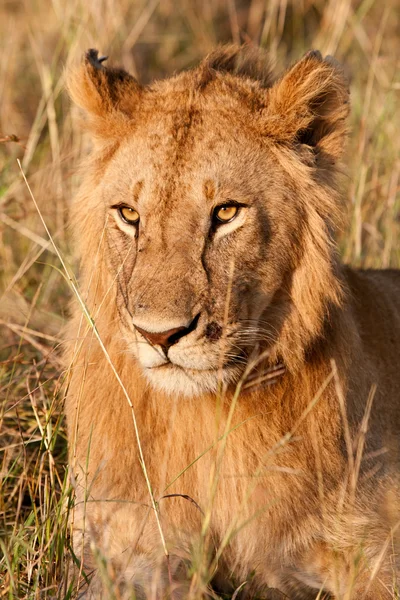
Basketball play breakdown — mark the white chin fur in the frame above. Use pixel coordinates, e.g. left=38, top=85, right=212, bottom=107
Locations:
left=142, top=363, right=237, bottom=398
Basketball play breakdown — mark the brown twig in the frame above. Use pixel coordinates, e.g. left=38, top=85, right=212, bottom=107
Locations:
left=0, top=134, right=27, bottom=150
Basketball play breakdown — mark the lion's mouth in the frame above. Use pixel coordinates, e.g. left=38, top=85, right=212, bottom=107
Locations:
left=132, top=347, right=241, bottom=374
left=146, top=359, right=233, bottom=373
left=140, top=352, right=245, bottom=397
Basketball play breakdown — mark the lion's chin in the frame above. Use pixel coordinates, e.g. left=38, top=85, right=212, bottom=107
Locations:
left=142, top=362, right=239, bottom=398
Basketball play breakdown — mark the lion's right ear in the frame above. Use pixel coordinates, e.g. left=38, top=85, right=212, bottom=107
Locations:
left=67, top=49, right=142, bottom=139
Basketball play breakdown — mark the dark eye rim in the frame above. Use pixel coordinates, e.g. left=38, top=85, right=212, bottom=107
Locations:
left=115, top=205, right=140, bottom=225
left=212, top=201, right=245, bottom=225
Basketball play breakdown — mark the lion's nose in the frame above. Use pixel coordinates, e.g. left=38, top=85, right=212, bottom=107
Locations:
left=134, top=314, right=200, bottom=350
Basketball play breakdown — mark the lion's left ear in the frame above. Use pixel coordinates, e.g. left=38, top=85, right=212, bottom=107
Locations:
left=67, top=49, right=142, bottom=140
left=263, top=51, right=349, bottom=161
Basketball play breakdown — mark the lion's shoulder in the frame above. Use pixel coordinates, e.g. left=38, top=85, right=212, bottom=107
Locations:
left=344, top=266, right=400, bottom=344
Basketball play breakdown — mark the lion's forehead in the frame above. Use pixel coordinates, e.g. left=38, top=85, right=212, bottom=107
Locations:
left=131, top=93, right=258, bottom=158
left=106, top=112, right=268, bottom=207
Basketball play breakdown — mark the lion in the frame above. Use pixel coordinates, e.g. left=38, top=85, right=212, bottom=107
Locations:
left=65, top=45, right=400, bottom=599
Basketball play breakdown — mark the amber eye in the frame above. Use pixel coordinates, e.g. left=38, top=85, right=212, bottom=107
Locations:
left=214, top=204, right=239, bottom=224
left=118, top=206, right=140, bottom=225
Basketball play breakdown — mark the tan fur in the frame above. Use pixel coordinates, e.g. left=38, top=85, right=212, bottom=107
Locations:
left=65, top=46, right=400, bottom=599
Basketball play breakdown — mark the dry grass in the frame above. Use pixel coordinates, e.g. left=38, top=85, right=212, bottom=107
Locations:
left=0, top=0, right=399, bottom=598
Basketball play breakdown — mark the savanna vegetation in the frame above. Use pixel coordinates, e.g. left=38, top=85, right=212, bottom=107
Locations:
left=1, top=1, right=399, bottom=598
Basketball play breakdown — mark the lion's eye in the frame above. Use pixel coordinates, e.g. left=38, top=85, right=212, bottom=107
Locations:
left=118, top=206, right=140, bottom=225
left=214, top=204, right=239, bottom=224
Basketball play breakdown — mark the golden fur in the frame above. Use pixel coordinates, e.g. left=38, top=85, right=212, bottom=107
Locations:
left=65, top=46, right=400, bottom=599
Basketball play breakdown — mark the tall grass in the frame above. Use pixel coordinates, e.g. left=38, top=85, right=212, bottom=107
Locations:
left=0, top=0, right=399, bottom=598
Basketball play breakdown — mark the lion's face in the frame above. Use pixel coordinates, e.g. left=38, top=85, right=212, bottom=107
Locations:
left=101, top=107, right=299, bottom=396
left=70, top=47, right=348, bottom=397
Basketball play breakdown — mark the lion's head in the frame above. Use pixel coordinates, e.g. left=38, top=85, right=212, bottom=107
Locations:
left=68, top=46, right=349, bottom=397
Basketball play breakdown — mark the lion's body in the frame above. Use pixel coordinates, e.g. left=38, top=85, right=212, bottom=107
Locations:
left=65, top=47, right=400, bottom=599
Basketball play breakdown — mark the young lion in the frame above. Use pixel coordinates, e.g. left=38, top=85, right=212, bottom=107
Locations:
left=65, top=46, right=400, bottom=599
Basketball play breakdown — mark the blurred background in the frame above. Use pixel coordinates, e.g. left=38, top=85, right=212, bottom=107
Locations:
left=0, top=0, right=399, bottom=597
